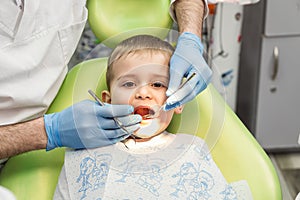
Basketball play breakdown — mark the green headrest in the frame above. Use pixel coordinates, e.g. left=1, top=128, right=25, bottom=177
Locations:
left=87, top=0, right=173, bottom=48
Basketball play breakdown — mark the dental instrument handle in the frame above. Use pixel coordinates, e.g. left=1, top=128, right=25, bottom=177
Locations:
left=88, top=89, right=136, bottom=140
left=144, top=72, right=196, bottom=119
left=176, top=72, right=197, bottom=94
left=88, top=89, right=105, bottom=106
left=165, top=72, right=197, bottom=104
left=164, top=72, right=197, bottom=109
left=161, top=72, right=197, bottom=110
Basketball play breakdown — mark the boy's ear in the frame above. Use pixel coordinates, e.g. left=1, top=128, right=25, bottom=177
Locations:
left=174, top=105, right=184, bottom=114
left=101, top=90, right=111, bottom=103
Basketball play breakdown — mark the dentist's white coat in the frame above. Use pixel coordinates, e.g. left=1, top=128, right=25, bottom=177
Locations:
left=0, top=0, right=87, bottom=125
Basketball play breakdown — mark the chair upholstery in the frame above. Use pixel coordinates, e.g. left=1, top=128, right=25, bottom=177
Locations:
left=0, top=58, right=282, bottom=199
left=87, top=0, right=173, bottom=48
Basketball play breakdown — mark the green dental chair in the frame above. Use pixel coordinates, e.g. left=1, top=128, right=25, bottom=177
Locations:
left=0, top=1, right=282, bottom=199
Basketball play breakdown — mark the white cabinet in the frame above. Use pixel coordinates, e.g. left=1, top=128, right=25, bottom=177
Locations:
left=264, top=0, right=300, bottom=37
left=237, top=0, right=300, bottom=150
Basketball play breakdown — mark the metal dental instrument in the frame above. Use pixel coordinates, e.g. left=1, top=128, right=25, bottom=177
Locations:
left=144, top=72, right=196, bottom=119
left=88, top=89, right=137, bottom=144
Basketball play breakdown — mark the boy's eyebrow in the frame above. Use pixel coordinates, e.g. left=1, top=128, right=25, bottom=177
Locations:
left=116, top=74, right=138, bottom=81
left=116, top=73, right=169, bottom=81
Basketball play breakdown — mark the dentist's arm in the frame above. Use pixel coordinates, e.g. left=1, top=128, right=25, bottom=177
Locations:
left=166, top=0, right=212, bottom=110
left=0, top=117, right=47, bottom=159
left=0, top=100, right=141, bottom=159
left=173, top=0, right=206, bottom=37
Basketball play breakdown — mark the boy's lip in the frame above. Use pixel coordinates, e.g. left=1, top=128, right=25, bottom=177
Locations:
left=134, top=106, right=155, bottom=120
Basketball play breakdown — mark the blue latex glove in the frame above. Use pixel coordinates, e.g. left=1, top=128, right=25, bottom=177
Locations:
left=44, top=100, right=141, bottom=150
left=166, top=32, right=212, bottom=110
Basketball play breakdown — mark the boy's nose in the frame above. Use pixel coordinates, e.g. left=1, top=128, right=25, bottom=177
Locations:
left=135, top=85, right=152, bottom=100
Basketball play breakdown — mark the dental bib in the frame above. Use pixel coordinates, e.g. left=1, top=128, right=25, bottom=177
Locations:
left=55, top=133, right=252, bottom=199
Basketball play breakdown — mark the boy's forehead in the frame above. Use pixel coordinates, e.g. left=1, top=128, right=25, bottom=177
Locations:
left=116, top=63, right=169, bottom=78
left=122, top=50, right=170, bottom=61
left=112, top=51, right=170, bottom=72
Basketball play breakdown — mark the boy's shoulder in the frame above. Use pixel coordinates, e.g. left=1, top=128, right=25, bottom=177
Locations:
left=173, top=133, right=209, bottom=153
left=175, top=133, right=206, bottom=144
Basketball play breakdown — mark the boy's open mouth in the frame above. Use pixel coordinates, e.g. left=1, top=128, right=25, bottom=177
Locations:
left=134, top=106, right=155, bottom=120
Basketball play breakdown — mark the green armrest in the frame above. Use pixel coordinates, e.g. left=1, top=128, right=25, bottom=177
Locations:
left=0, top=149, right=64, bottom=200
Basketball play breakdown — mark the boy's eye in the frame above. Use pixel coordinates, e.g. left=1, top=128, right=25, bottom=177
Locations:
left=150, top=81, right=167, bottom=88
left=122, top=81, right=136, bottom=88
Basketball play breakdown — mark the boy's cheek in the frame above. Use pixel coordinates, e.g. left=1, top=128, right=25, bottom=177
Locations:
left=111, top=91, right=133, bottom=104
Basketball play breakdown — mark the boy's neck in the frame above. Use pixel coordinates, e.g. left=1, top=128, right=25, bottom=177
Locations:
left=126, top=135, right=157, bottom=143
left=120, top=131, right=175, bottom=151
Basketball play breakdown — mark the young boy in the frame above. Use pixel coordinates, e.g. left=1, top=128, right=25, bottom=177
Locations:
left=54, top=35, right=251, bottom=199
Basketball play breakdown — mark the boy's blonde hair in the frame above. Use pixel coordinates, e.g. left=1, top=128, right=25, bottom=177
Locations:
left=106, top=35, right=175, bottom=90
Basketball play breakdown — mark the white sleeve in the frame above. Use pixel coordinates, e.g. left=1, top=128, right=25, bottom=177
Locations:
left=169, top=0, right=209, bottom=22
left=53, top=165, right=72, bottom=200
left=0, top=0, right=87, bottom=125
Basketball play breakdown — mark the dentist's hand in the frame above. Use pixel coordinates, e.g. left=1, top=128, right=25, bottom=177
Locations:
left=166, top=32, right=212, bottom=110
left=44, top=100, right=141, bottom=150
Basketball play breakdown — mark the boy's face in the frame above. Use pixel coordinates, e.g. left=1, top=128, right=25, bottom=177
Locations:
left=102, top=51, right=183, bottom=139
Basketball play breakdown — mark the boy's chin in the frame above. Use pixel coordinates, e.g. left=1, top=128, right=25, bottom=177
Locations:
left=132, top=118, right=166, bottom=139
left=133, top=132, right=158, bottom=139
left=133, top=131, right=159, bottom=139
left=133, top=125, right=161, bottom=139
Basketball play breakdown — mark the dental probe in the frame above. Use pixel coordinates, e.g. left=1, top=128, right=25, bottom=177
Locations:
left=144, top=72, right=196, bottom=119
left=88, top=89, right=137, bottom=144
